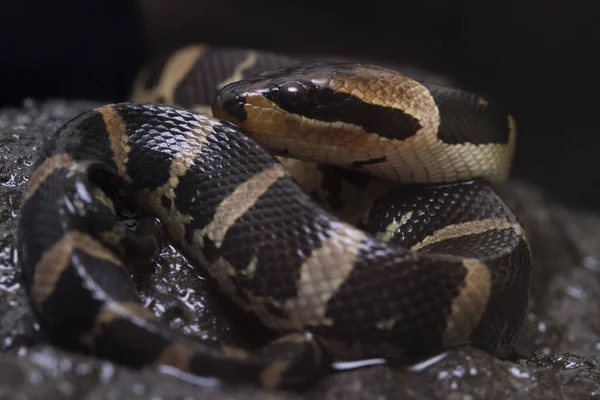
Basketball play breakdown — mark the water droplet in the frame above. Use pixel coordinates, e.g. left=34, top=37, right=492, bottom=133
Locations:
left=508, top=366, right=530, bottom=379
left=157, top=365, right=221, bottom=388
left=452, top=365, right=466, bottom=378
left=153, top=302, right=166, bottom=315
left=330, top=358, right=386, bottom=371
left=99, top=363, right=115, bottom=383
left=564, top=361, right=578, bottom=369
left=542, top=347, right=551, bottom=356
left=538, top=321, right=547, bottom=333
left=0, top=282, right=21, bottom=293
left=59, top=358, right=73, bottom=372
left=75, top=363, right=92, bottom=375
left=566, top=285, right=588, bottom=299
left=583, top=256, right=600, bottom=271
left=408, top=352, right=449, bottom=372
left=28, top=370, right=44, bottom=386
left=132, top=382, right=146, bottom=395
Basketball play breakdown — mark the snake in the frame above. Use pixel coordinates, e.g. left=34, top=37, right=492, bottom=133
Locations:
left=18, top=45, right=531, bottom=389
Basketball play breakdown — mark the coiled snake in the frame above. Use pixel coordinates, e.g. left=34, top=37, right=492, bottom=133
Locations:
left=19, top=45, right=531, bottom=389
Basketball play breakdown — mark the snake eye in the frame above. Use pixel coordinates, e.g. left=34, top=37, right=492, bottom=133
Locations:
left=278, top=82, right=308, bottom=113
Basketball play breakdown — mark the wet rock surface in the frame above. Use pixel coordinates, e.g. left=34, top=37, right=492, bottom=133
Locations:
left=1, top=100, right=599, bottom=399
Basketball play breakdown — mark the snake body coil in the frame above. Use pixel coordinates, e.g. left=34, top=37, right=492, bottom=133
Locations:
left=19, top=46, right=531, bottom=389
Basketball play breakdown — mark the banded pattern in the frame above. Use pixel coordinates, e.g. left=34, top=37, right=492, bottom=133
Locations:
left=20, top=49, right=531, bottom=390
left=131, top=44, right=298, bottom=116
left=20, top=104, right=325, bottom=389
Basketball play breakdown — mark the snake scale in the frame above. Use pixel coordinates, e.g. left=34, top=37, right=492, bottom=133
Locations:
left=19, top=45, right=531, bottom=389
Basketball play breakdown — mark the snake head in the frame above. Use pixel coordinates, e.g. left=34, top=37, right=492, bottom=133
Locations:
left=211, top=62, right=429, bottom=172
left=212, top=61, right=514, bottom=183
left=211, top=62, right=333, bottom=126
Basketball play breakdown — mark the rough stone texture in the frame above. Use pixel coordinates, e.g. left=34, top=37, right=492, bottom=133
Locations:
left=1, top=100, right=599, bottom=399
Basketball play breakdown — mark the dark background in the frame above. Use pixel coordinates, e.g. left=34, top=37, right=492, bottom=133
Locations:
left=1, top=0, right=597, bottom=210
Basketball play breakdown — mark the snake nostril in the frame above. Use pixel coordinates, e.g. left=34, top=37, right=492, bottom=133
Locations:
left=212, top=90, right=248, bottom=122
